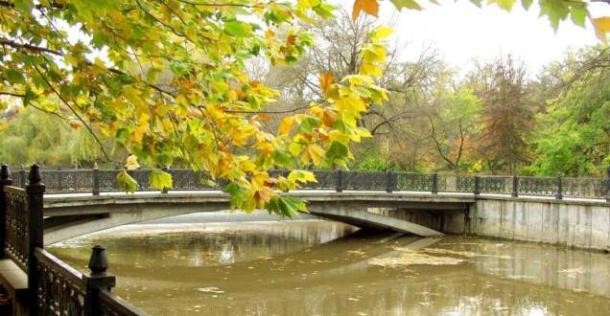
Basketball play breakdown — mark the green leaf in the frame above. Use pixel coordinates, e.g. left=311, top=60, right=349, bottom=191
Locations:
left=570, top=6, right=587, bottom=27
left=22, top=88, right=37, bottom=106
left=298, top=116, right=321, bottom=133
left=149, top=169, right=173, bottom=190
left=326, top=141, right=349, bottom=161
left=520, top=0, right=533, bottom=10
left=488, top=0, right=516, bottom=11
left=539, top=0, right=571, bottom=30
left=116, top=170, right=138, bottom=193
left=169, top=61, right=191, bottom=77
left=265, top=196, right=308, bottom=217
left=390, top=0, right=422, bottom=10
left=225, top=182, right=247, bottom=208
left=312, top=4, right=335, bottom=18
left=12, top=0, right=33, bottom=12
left=224, top=21, right=251, bottom=37
left=288, top=170, right=317, bottom=184
left=272, top=149, right=292, bottom=166
left=5, top=69, right=25, bottom=84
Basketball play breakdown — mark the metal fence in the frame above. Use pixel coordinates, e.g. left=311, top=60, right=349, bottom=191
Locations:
left=10, top=167, right=607, bottom=201
left=0, top=165, right=144, bottom=315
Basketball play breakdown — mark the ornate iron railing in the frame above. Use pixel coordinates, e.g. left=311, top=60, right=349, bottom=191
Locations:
left=0, top=165, right=147, bottom=315
left=35, top=248, right=87, bottom=315
left=21, top=168, right=610, bottom=201
left=98, top=290, right=142, bottom=316
left=4, top=186, right=29, bottom=271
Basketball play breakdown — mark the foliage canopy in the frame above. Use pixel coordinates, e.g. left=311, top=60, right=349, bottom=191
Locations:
left=0, top=0, right=608, bottom=215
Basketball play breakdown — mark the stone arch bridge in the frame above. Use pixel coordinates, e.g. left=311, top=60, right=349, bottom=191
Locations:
left=44, top=191, right=473, bottom=245
left=5, top=167, right=608, bottom=249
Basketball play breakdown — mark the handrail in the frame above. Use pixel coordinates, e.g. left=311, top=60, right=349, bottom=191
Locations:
left=32, top=168, right=610, bottom=201
left=0, top=164, right=148, bottom=315
left=35, top=248, right=85, bottom=286
left=99, top=290, right=143, bottom=316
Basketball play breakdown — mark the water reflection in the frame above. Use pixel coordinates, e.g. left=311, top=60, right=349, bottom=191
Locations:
left=49, top=219, right=610, bottom=316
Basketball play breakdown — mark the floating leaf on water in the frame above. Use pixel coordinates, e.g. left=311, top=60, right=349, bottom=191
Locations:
left=420, top=248, right=478, bottom=258
left=347, top=249, right=366, bottom=256
left=369, top=252, right=465, bottom=267
left=196, top=287, right=225, bottom=294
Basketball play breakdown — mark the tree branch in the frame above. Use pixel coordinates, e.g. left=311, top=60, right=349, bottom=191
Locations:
left=225, top=105, right=309, bottom=114
left=0, top=38, right=62, bottom=56
left=0, top=0, right=64, bottom=10
left=0, top=91, right=25, bottom=97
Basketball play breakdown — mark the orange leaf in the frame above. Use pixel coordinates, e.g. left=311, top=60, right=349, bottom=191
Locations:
left=352, top=0, right=379, bottom=21
left=319, top=71, right=334, bottom=95
left=593, top=17, right=610, bottom=41
left=286, top=34, right=297, bottom=45
left=68, top=120, right=82, bottom=129
left=278, top=117, right=295, bottom=135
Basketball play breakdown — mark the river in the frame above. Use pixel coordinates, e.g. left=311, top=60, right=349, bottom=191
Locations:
left=48, top=212, right=610, bottom=315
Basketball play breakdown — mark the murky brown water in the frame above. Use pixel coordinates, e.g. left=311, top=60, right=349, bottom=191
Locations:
left=49, top=219, right=610, bottom=316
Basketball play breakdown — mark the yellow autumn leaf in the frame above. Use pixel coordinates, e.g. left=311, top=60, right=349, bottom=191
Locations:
left=306, top=144, right=325, bottom=165
left=278, top=116, right=295, bottom=135
left=593, top=17, right=610, bottom=41
left=370, top=26, right=394, bottom=42
left=288, top=170, right=318, bottom=183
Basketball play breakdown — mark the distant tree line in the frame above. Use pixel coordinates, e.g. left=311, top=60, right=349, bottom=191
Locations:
left=255, top=13, right=609, bottom=177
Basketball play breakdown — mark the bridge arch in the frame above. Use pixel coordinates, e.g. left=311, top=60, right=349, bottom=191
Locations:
left=43, top=191, right=474, bottom=245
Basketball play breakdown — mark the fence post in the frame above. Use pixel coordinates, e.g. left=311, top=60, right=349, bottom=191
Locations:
left=385, top=171, right=395, bottom=193
left=19, top=165, right=26, bottom=188
left=431, top=173, right=438, bottom=194
left=92, top=162, right=100, bottom=196
left=161, top=166, right=170, bottom=194
left=84, top=245, right=117, bottom=316
left=555, top=173, right=563, bottom=200
left=335, top=170, right=343, bottom=193
left=26, top=164, right=45, bottom=309
left=0, top=165, right=12, bottom=258
left=473, top=176, right=480, bottom=197
left=511, top=175, right=519, bottom=197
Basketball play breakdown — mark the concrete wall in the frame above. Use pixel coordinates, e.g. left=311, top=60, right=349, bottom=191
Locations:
left=470, top=198, right=610, bottom=252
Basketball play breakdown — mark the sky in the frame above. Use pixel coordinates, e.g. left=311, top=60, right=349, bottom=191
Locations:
left=340, top=0, right=610, bottom=74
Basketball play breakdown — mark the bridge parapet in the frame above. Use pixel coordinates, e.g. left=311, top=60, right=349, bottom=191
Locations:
left=12, top=167, right=609, bottom=202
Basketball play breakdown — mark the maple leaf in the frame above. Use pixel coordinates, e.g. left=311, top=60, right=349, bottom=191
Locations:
left=352, top=0, right=379, bottom=20
left=319, top=71, right=334, bottom=95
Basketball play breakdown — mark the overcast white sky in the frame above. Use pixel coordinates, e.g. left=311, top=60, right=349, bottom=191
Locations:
left=339, top=0, right=610, bottom=74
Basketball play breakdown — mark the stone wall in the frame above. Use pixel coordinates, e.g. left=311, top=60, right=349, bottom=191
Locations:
left=470, top=198, right=610, bottom=252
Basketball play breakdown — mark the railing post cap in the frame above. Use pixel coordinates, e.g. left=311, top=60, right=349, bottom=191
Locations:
left=89, top=245, right=109, bottom=276
left=1, top=164, right=9, bottom=179
left=28, top=164, right=42, bottom=184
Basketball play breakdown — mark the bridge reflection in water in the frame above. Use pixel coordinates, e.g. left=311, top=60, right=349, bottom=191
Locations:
left=48, top=215, right=610, bottom=316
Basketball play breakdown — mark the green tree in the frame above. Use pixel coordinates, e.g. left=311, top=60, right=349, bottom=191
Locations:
left=425, top=88, right=482, bottom=171
left=529, top=47, right=610, bottom=176
left=0, top=106, right=108, bottom=166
